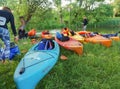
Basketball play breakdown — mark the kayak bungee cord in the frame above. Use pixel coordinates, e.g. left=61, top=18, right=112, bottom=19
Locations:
left=25, top=56, right=53, bottom=69
left=19, top=51, right=57, bottom=75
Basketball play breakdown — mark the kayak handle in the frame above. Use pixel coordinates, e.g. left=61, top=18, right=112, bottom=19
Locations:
left=19, top=67, right=25, bottom=74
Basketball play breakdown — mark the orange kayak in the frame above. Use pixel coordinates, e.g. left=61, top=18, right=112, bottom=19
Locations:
left=77, top=31, right=112, bottom=47
left=110, top=36, right=120, bottom=41
left=41, top=31, right=53, bottom=39
left=41, top=33, right=52, bottom=39
left=55, top=37, right=83, bottom=55
left=76, top=31, right=92, bottom=38
left=85, top=35, right=112, bottom=47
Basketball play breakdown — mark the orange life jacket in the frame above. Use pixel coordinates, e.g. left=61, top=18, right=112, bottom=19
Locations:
left=28, top=29, right=36, bottom=36
left=62, top=28, right=69, bottom=36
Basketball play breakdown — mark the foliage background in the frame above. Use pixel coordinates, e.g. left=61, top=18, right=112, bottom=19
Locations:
left=0, top=0, right=120, bottom=31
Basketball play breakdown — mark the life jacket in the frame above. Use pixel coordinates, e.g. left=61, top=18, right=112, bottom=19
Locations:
left=28, top=29, right=36, bottom=36
left=62, top=28, right=69, bottom=36
left=68, top=30, right=75, bottom=36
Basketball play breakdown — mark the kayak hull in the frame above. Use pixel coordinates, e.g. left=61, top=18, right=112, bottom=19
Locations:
left=110, top=36, right=120, bottom=41
left=77, top=31, right=112, bottom=47
left=55, top=37, right=83, bottom=55
left=85, top=35, right=112, bottom=47
left=14, top=41, right=59, bottom=89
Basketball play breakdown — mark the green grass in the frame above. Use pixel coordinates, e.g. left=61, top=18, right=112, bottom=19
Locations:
left=0, top=38, right=120, bottom=89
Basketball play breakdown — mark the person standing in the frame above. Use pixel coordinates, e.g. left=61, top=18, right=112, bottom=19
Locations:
left=82, top=16, right=88, bottom=31
left=0, top=7, right=18, bottom=63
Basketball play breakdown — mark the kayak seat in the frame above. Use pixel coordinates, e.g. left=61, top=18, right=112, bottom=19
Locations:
left=36, top=39, right=54, bottom=50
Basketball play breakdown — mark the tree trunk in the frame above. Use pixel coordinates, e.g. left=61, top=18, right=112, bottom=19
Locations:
left=60, top=7, right=63, bottom=24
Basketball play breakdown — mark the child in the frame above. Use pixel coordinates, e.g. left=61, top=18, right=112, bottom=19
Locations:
left=18, top=16, right=26, bottom=39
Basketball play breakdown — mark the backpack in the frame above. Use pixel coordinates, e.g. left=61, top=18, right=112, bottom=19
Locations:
left=56, top=32, right=62, bottom=40
left=9, top=42, right=20, bottom=60
left=0, top=42, right=20, bottom=60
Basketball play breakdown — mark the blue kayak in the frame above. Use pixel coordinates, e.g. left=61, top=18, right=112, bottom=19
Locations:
left=14, top=40, right=60, bottom=89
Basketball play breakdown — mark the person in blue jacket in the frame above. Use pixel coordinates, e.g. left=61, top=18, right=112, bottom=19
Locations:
left=0, top=7, right=18, bottom=63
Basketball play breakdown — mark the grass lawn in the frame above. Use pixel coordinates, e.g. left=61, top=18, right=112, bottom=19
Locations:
left=0, top=38, right=120, bottom=89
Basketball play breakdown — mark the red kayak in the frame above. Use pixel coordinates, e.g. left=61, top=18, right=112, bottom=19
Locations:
left=55, top=37, right=83, bottom=55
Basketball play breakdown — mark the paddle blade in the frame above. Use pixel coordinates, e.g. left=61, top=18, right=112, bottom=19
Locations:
left=60, top=55, right=68, bottom=60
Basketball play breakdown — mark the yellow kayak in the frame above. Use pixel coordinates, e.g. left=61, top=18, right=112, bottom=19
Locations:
left=110, top=36, right=120, bottom=41
left=69, top=34, right=84, bottom=43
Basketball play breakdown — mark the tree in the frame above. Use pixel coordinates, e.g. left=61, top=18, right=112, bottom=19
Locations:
left=113, top=0, right=120, bottom=17
left=25, top=0, right=51, bottom=24
left=53, top=0, right=63, bottom=24
left=5, top=0, right=51, bottom=26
